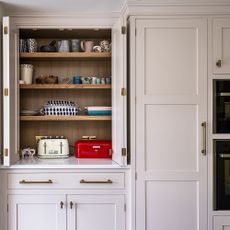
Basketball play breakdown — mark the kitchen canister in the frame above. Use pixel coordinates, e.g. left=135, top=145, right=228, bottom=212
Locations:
left=20, top=64, right=34, bottom=84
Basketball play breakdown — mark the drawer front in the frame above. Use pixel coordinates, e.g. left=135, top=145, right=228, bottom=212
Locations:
left=8, top=172, right=125, bottom=190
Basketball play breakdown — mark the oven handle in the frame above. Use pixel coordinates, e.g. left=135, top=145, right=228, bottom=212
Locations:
left=219, top=154, right=230, bottom=158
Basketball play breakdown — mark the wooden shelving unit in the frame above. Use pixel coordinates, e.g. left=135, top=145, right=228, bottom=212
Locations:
left=20, top=52, right=111, bottom=60
left=19, top=29, right=112, bottom=148
left=20, top=115, right=112, bottom=121
left=20, top=84, right=111, bottom=89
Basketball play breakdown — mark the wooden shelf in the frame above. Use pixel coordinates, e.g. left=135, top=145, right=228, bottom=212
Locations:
left=20, top=52, right=111, bottom=60
left=20, top=84, right=111, bottom=89
left=20, top=115, right=112, bottom=121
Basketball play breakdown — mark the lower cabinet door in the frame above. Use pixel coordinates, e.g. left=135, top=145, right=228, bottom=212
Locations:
left=8, top=194, right=66, bottom=230
left=213, top=216, right=230, bottom=230
left=67, top=194, right=125, bottom=230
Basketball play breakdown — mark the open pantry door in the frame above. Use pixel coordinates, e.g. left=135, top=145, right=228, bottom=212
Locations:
left=112, top=17, right=127, bottom=166
left=3, top=16, right=20, bottom=166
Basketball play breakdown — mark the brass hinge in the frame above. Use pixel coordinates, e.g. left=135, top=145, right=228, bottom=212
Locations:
left=4, top=26, right=8, bottom=35
left=121, top=148, right=126, bottom=157
left=121, top=26, right=126, bottom=35
left=4, top=148, right=9, bottom=157
left=121, top=88, right=127, bottom=96
left=124, top=203, right=126, bottom=212
left=7, top=204, right=9, bottom=212
left=109, top=149, right=113, bottom=156
left=4, top=88, right=9, bottom=96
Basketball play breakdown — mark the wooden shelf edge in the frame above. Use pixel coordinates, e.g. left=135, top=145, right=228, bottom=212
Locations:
left=20, top=84, right=111, bottom=89
left=20, top=115, right=112, bottom=121
left=20, top=52, right=111, bottom=59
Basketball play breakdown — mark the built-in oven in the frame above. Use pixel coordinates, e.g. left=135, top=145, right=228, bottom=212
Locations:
left=215, top=140, right=230, bottom=210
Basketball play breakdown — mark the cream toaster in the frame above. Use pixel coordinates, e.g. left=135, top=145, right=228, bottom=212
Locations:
left=38, top=137, right=69, bottom=158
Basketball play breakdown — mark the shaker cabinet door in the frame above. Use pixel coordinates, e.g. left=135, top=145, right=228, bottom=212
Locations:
left=3, top=16, right=20, bottom=166
left=8, top=194, right=66, bottom=230
left=67, top=194, right=125, bottom=230
left=213, top=18, right=230, bottom=74
left=132, top=17, right=208, bottom=230
left=111, top=17, right=127, bottom=166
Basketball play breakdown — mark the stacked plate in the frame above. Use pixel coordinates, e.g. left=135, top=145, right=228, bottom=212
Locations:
left=85, top=106, right=112, bottom=116
left=20, top=110, right=40, bottom=116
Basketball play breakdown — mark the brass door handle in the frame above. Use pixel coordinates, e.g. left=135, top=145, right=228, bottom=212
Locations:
left=80, top=179, right=113, bottom=184
left=19, top=179, right=53, bottom=184
left=70, top=201, right=74, bottom=209
left=60, top=201, right=64, bottom=209
left=216, top=59, right=222, bottom=67
left=201, top=122, right=207, bottom=156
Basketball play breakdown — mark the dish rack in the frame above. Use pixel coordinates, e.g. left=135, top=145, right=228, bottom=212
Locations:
left=40, top=100, right=80, bottom=116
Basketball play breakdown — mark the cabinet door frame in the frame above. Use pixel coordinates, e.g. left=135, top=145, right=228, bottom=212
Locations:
left=130, top=16, right=208, bottom=230
left=8, top=194, right=66, bottom=230
left=3, top=16, right=20, bottom=166
left=213, top=18, right=230, bottom=74
left=67, top=194, right=125, bottom=230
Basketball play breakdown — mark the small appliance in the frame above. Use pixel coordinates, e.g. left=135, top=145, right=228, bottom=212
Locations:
left=38, top=136, right=69, bottom=159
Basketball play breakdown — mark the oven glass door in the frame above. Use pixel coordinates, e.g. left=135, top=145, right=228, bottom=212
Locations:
left=217, top=153, right=230, bottom=210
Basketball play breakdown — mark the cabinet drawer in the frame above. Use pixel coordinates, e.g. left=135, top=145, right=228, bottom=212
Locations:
left=8, top=172, right=125, bottom=190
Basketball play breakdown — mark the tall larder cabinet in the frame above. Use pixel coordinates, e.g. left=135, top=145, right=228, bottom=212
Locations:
left=129, top=16, right=208, bottom=230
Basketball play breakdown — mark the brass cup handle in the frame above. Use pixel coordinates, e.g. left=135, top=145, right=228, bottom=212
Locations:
left=60, top=201, right=64, bottom=209
left=70, top=201, right=74, bottom=209
left=80, top=179, right=113, bottom=184
left=19, top=179, right=53, bottom=184
left=201, top=122, right=207, bottom=156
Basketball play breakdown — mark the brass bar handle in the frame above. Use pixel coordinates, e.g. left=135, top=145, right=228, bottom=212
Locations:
left=201, top=122, right=207, bottom=156
left=70, top=201, right=74, bottom=209
left=80, top=179, right=113, bottom=184
left=19, top=179, right=53, bottom=184
left=60, top=201, right=64, bottom=209
left=216, top=59, right=222, bottom=67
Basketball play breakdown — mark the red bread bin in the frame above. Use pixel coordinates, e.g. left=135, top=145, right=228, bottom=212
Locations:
left=75, top=140, right=112, bottom=158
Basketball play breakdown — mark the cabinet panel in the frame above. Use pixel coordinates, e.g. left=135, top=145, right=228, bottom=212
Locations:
left=144, top=26, right=198, bottom=96
left=145, top=104, right=198, bottom=171
left=133, top=17, right=208, bottom=230
left=213, top=18, right=230, bottom=74
left=67, top=194, right=125, bottom=230
left=146, top=181, right=198, bottom=230
left=8, top=194, right=66, bottom=230
left=213, top=216, right=230, bottom=230
left=3, top=16, right=20, bottom=166
left=8, top=172, right=125, bottom=189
